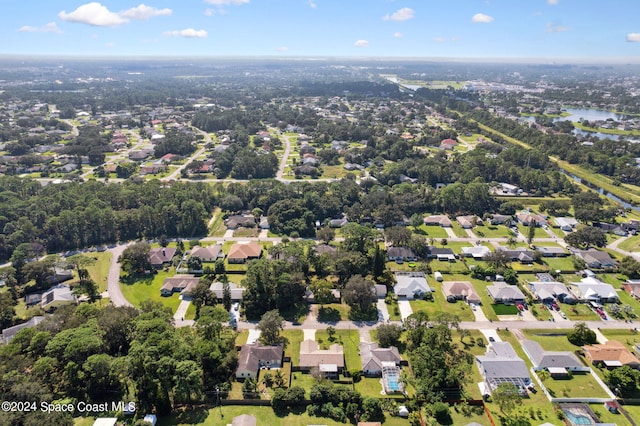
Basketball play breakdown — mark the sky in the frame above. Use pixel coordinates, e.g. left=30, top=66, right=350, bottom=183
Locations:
left=2, top=0, right=640, bottom=61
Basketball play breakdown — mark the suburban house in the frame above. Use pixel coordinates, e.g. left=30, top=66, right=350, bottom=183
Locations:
left=360, top=342, right=402, bottom=376
left=1, top=316, right=46, bottom=344
left=476, top=342, right=532, bottom=395
left=489, top=214, right=512, bottom=225
left=573, top=249, right=616, bottom=269
left=427, top=246, right=456, bottom=261
left=456, top=215, right=482, bottom=229
left=535, top=246, right=568, bottom=257
left=41, top=285, right=77, bottom=311
left=148, top=247, right=177, bottom=269
left=527, top=281, right=575, bottom=303
left=423, top=215, right=452, bottom=227
left=554, top=217, right=578, bottom=232
left=45, top=267, right=74, bottom=285
left=394, top=272, right=430, bottom=300
left=305, top=288, right=341, bottom=304
left=496, top=247, right=536, bottom=264
left=160, top=275, right=199, bottom=297
left=227, top=242, right=263, bottom=263
left=299, top=339, right=345, bottom=377
left=495, top=182, right=521, bottom=195
left=521, top=340, right=588, bottom=376
left=209, top=281, right=245, bottom=302
left=328, top=215, right=349, bottom=228
left=190, top=244, right=224, bottom=262
left=225, top=214, right=256, bottom=230
left=442, top=281, right=481, bottom=304
left=387, top=247, right=417, bottom=262
left=568, top=277, right=618, bottom=303
left=623, top=280, right=640, bottom=300
left=360, top=342, right=404, bottom=394
left=486, top=283, right=526, bottom=304
left=236, top=343, right=284, bottom=379
left=516, top=212, right=547, bottom=227
left=461, top=245, right=491, bottom=259
left=439, top=138, right=458, bottom=150
left=582, top=340, right=640, bottom=369
left=314, top=244, right=337, bottom=255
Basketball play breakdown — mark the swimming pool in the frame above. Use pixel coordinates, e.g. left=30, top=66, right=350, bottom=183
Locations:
left=563, top=408, right=594, bottom=425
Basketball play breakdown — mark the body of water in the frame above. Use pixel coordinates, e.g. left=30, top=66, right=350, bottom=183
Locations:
left=557, top=108, right=630, bottom=123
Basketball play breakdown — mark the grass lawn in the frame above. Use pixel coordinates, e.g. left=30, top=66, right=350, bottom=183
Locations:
left=549, top=226, right=567, bottom=238
left=409, top=282, right=475, bottom=322
left=233, top=227, right=260, bottom=238
left=119, top=269, right=182, bottom=313
left=543, top=256, right=577, bottom=272
left=184, top=302, right=197, bottom=320
left=451, top=222, right=469, bottom=238
left=517, top=224, right=546, bottom=239
left=429, top=258, right=470, bottom=274
left=492, top=304, right=519, bottom=315
left=315, top=329, right=360, bottom=371
left=386, top=299, right=402, bottom=321
left=435, top=241, right=474, bottom=254
left=84, top=252, right=112, bottom=292
left=589, top=403, right=634, bottom=426
left=416, top=224, right=449, bottom=239
left=449, top=404, right=493, bottom=426
left=521, top=329, right=580, bottom=352
left=281, top=329, right=303, bottom=365
left=618, top=235, right=640, bottom=252
left=235, top=329, right=249, bottom=346
left=559, top=303, right=600, bottom=321
left=161, top=405, right=412, bottom=426
left=208, top=208, right=226, bottom=237
left=317, top=303, right=350, bottom=322
left=472, top=224, right=513, bottom=238
left=319, top=164, right=351, bottom=179
left=539, top=371, right=611, bottom=399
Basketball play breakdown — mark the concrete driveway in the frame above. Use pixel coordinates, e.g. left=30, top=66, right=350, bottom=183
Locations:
left=398, top=300, right=413, bottom=321
left=376, top=299, right=390, bottom=322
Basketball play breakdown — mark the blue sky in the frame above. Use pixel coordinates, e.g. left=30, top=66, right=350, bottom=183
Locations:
left=3, top=0, right=640, bottom=61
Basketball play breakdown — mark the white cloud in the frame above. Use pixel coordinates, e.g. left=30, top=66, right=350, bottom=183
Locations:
left=59, top=2, right=128, bottom=26
left=383, top=7, right=414, bottom=22
left=308, top=0, right=317, bottom=9
left=164, top=28, right=208, bottom=38
left=393, top=32, right=402, bottom=38
left=627, top=33, right=640, bottom=42
left=17, top=22, right=62, bottom=34
left=204, top=0, right=249, bottom=4
left=276, top=46, right=289, bottom=52
left=433, top=37, right=446, bottom=43
left=105, top=42, right=115, bottom=48
left=59, top=2, right=172, bottom=27
left=546, top=22, right=569, bottom=33
left=119, top=4, right=172, bottom=20
left=354, top=39, right=369, bottom=47
left=471, top=13, right=494, bottom=23
left=204, top=8, right=215, bottom=16
left=548, top=0, right=559, bottom=5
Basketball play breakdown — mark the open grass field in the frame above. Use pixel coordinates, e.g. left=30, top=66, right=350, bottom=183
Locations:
left=155, top=405, right=412, bottom=426
left=409, top=284, right=475, bottom=321
left=618, top=235, right=640, bottom=252
left=281, top=329, right=303, bottom=365
left=472, top=224, right=514, bottom=238
left=319, top=164, right=351, bottom=179
left=543, top=256, right=577, bottom=272
left=84, top=251, right=112, bottom=292
left=120, top=269, right=182, bottom=313
left=539, top=371, right=611, bottom=399
left=521, top=329, right=581, bottom=352
left=416, top=224, right=449, bottom=239
left=315, top=329, right=360, bottom=371
left=559, top=303, right=600, bottom=321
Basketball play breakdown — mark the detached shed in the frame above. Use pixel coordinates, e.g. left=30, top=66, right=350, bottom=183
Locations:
left=434, top=271, right=443, bottom=282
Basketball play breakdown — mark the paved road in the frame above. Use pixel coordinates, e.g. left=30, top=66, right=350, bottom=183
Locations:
left=275, top=130, right=292, bottom=180
left=106, top=243, right=133, bottom=307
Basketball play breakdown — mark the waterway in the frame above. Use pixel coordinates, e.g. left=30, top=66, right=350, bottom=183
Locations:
left=557, top=108, right=631, bottom=122
left=563, top=171, right=639, bottom=211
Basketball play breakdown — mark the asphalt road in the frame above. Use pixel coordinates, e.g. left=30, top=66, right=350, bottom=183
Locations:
left=106, top=243, right=133, bottom=307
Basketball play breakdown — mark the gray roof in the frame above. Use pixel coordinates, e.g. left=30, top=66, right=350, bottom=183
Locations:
left=1, top=316, right=46, bottom=344
left=394, top=272, right=429, bottom=296
left=209, top=281, right=245, bottom=300
left=521, top=340, right=584, bottom=370
left=487, top=283, right=526, bottom=302
left=476, top=342, right=530, bottom=385
left=360, top=342, right=401, bottom=372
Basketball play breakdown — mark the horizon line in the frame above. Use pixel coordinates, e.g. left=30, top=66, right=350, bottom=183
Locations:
left=1, top=53, right=640, bottom=65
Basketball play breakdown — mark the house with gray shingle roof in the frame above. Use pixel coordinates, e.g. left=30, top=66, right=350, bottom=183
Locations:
left=521, top=340, right=588, bottom=376
left=476, top=342, right=532, bottom=394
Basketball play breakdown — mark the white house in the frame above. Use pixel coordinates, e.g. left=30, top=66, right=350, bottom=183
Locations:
left=394, top=272, right=430, bottom=299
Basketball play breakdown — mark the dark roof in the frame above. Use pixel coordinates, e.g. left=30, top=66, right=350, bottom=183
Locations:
left=237, top=344, right=283, bottom=375
left=149, top=247, right=177, bottom=266
left=387, top=246, right=417, bottom=259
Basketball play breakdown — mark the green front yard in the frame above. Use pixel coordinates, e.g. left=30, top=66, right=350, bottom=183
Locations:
left=559, top=303, right=600, bottom=321
left=315, top=329, right=360, bottom=371
left=119, top=269, right=182, bottom=313
left=409, top=283, right=475, bottom=321
left=543, top=256, right=577, bottom=272
left=417, top=224, right=449, bottom=239
left=618, top=235, right=640, bottom=252
left=84, top=251, right=112, bottom=292
left=472, top=224, right=513, bottom=238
